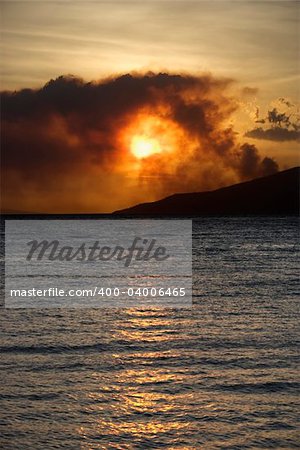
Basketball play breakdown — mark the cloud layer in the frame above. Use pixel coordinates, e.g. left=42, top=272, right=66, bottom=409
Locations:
left=246, top=104, right=300, bottom=142
left=245, top=126, right=300, bottom=142
left=1, top=73, right=279, bottom=212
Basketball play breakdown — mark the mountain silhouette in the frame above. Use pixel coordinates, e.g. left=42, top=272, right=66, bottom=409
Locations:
left=114, top=167, right=299, bottom=216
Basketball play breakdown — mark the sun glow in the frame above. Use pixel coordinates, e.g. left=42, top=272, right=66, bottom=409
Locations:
left=131, top=135, right=162, bottom=159
left=119, top=111, right=191, bottom=172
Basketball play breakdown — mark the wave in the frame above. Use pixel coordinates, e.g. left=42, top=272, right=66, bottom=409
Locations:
left=214, top=381, right=300, bottom=393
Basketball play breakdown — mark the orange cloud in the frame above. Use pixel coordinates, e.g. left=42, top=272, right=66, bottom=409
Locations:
left=1, top=72, right=278, bottom=213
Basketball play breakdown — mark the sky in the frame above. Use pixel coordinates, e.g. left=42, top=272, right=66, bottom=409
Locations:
left=1, top=0, right=299, bottom=212
left=1, top=1, right=299, bottom=93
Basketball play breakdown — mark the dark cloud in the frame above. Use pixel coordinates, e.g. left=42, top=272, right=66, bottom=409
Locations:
left=245, top=126, right=300, bottom=142
left=238, top=144, right=279, bottom=178
left=247, top=101, right=300, bottom=142
left=267, top=108, right=291, bottom=127
left=1, top=72, right=279, bottom=212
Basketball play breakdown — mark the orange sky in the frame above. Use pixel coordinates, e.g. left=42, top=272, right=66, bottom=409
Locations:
left=1, top=1, right=299, bottom=213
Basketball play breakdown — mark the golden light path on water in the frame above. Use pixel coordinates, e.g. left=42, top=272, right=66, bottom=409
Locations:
left=1, top=218, right=298, bottom=449
left=74, top=300, right=299, bottom=449
left=77, top=310, right=190, bottom=446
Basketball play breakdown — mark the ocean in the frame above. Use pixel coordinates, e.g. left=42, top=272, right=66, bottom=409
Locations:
left=0, top=216, right=299, bottom=449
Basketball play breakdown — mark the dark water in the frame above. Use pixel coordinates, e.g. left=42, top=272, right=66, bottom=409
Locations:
left=0, top=217, right=299, bottom=449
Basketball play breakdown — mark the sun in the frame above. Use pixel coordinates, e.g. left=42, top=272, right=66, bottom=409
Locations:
left=131, top=135, right=162, bottom=159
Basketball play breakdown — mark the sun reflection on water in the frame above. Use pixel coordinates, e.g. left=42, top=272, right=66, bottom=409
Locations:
left=76, top=310, right=193, bottom=447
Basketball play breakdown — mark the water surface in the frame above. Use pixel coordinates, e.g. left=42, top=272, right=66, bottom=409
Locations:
left=0, top=217, right=299, bottom=449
